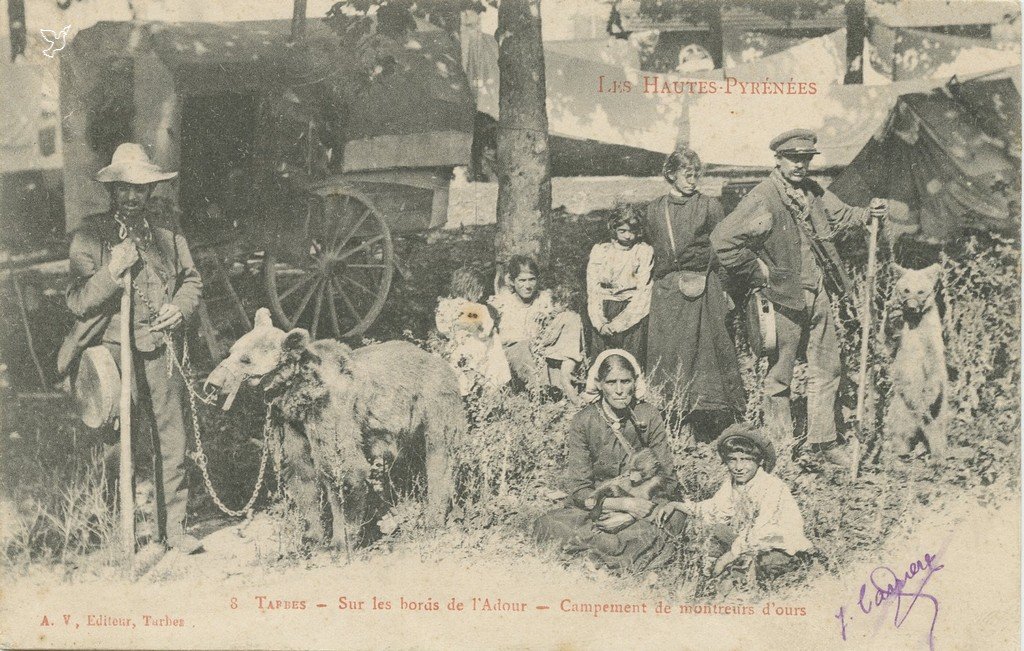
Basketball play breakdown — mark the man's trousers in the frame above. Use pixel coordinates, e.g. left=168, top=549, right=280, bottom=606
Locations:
left=763, top=285, right=842, bottom=446
left=103, top=342, right=190, bottom=541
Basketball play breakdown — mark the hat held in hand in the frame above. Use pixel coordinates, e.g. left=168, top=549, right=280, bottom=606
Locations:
left=96, top=143, right=178, bottom=185
left=73, top=346, right=121, bottom=429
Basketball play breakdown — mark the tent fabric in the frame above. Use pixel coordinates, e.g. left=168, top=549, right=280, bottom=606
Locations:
left=719, top=28, right=847, bottom=84
left=687, top=76, right=940, bottom=168
left=463, top=28, right=689, bottom=153
left=462, top=28, right=849, bottom=159
left=867, top=23, right=1021, bottom=81
left=544, top=38, right=640, bottom=69
left=866, top=0, right=1018, bottom=28
left=722, top=29, right=832, bottom=69
left=828, top=73, right=1021, bottom=241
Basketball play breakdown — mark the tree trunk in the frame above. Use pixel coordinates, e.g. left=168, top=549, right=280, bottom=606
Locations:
left=291, top=0, right=308, bottom=43
left=702, top=1, right=724, bottom=69
left=8, top=0, right=26, bottom=62
left=494, top=0, right=551, bottom=267
left=844, top=0, right=865, bottom=85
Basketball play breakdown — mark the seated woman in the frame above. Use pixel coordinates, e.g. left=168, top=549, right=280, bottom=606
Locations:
left=435, top=267, right=511, bottom=396
left=534, top=350, right=686, bottom=573
left=654, top=424, right=812, bottom=588
left=489, top=255, right=584, bottom=398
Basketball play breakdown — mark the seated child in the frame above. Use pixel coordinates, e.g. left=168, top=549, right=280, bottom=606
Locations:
left=435, top=267, right=511, bottom=395
left=489, top=256, right=584, bottom=402
left=654, top=424, right=812, bottom=583
left=534, top=284, right=585, bottom=405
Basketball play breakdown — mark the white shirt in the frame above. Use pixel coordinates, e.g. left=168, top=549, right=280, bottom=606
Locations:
left=434, top=296, right=511, bottom=394
left=693, top=468, right=813, bottom=557
left=586, top=241, right=654, bottom=333
left=488, top=289, right=553, bottom=345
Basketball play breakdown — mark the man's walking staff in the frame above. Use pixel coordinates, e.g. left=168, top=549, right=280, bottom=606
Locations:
left=852, top=203, right=882, bottom=480
left=119, top=268, right=135, bottom=570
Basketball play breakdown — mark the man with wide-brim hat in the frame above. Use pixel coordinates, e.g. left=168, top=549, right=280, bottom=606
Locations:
left=710, top=129, right=888, bottom=470
left=57, top=142, right=204, bottom=553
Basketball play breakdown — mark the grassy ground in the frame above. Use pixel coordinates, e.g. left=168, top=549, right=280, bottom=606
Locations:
left=0, top=207, right=1019, bottom=605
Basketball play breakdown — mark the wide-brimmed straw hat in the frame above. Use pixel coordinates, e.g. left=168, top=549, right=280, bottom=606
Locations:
left=96, top=143, right=178, bottom=185
left=73, top=346, right=121, bottom=429
left=717, top=423, right=777, bottom=472
left=582, top=348, right=648, bottom=404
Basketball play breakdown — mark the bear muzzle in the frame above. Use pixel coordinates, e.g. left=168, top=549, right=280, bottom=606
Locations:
left=204, top=364, right=247, bottom=412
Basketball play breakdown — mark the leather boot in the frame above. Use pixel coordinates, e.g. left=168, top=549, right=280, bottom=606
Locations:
left=763, top=396, right=793, bottom=444
left=817, top=441, right=853, bottom=467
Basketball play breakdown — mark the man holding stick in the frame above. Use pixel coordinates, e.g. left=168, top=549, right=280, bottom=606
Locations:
left=711, top=129, right=886, bottom=467
left=57, top=143, right=203, bottom=553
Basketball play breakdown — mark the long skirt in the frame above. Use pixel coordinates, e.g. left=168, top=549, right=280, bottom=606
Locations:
left=646, top=271, right=746, bottom=415
left=590, top=299, right=648, bottom=364
left=534, top=507, right=687, bottom=573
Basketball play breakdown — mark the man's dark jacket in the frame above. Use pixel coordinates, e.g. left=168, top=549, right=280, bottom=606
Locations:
left=57, top=204, right=202, bottom=377
left=710, top=172, right=867, bottom=311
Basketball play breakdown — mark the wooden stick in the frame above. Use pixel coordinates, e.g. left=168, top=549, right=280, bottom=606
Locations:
left=10, top=274, right=49, bottom=389
left=852, top=217, right=880, bottom=480
left=119, top=270, right=136, bottom=574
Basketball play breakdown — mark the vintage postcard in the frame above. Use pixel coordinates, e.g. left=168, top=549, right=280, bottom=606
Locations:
left=0, top=0, right=1020, bottom=648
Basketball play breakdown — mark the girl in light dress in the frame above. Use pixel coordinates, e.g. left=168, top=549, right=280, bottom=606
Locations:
left=586, top=205, right=653, bottom=364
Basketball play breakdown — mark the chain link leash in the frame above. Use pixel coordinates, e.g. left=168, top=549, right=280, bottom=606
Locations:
left=123, top=246, right=278, bottom=517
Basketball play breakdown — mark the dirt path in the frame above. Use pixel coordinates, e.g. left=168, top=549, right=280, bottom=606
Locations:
left=2, top=491, right=1018, bottom=650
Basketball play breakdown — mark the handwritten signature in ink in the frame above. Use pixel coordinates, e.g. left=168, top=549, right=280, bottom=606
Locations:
left=835, top=552, right=944, bottom=650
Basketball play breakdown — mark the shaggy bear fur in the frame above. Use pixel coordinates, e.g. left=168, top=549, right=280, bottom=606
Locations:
left=205, top=309, right=466, bottom=551
left=887, top=264, right=950, bottom=462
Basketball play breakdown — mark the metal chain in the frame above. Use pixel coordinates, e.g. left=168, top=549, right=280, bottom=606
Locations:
left=123, top=247, right=272, bottom=516
left=189, top=391, right=272, bottom=518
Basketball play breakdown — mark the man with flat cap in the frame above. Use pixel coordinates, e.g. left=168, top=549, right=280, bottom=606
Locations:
left=57, top=143, right=204, bottom=553
left=710, top=129, right=886, bottom=467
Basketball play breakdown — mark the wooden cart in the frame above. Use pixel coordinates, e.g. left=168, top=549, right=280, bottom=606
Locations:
left=60, top=19, right=474, bottom=348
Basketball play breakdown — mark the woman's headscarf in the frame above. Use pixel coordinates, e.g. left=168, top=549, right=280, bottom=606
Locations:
left=582, top=348, right=648, bottom=404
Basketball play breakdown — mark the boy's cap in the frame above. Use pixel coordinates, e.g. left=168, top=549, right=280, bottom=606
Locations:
left=718, top=423, right=777, bottom=472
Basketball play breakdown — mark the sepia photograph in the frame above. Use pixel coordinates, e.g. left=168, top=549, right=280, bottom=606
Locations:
left=0, top=0, right=1020, bottom=648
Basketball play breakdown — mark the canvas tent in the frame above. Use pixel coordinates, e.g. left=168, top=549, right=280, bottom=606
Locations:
left=828, top=69, right=1020, bottom=242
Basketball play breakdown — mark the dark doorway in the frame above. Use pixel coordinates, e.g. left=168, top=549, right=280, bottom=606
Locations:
left=179, top=93, right=258, bottom=247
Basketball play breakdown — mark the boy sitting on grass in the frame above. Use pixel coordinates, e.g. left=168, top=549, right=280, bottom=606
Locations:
left=653, top=424, right=812, bottom=585
left=533, top=284, right=585, bottom=406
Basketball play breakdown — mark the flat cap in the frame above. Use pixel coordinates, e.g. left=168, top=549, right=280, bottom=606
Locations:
left=770, top=128, right=820, bottom=155
left=717, top=423, right=777, bottom=472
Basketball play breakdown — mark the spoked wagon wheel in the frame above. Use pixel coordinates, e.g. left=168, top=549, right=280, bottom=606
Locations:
left=264, top=187, right=394, bottom=339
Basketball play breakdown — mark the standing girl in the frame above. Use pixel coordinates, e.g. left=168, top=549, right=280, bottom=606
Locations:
left=643, top=149, right=746, bottom=436
left=586, top=205, right=653, bottom=363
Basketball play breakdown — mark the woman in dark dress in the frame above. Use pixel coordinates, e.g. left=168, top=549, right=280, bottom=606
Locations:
left=643, top=149, right=746, bottom=439
left=533, top=350, right=687, bottom=573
